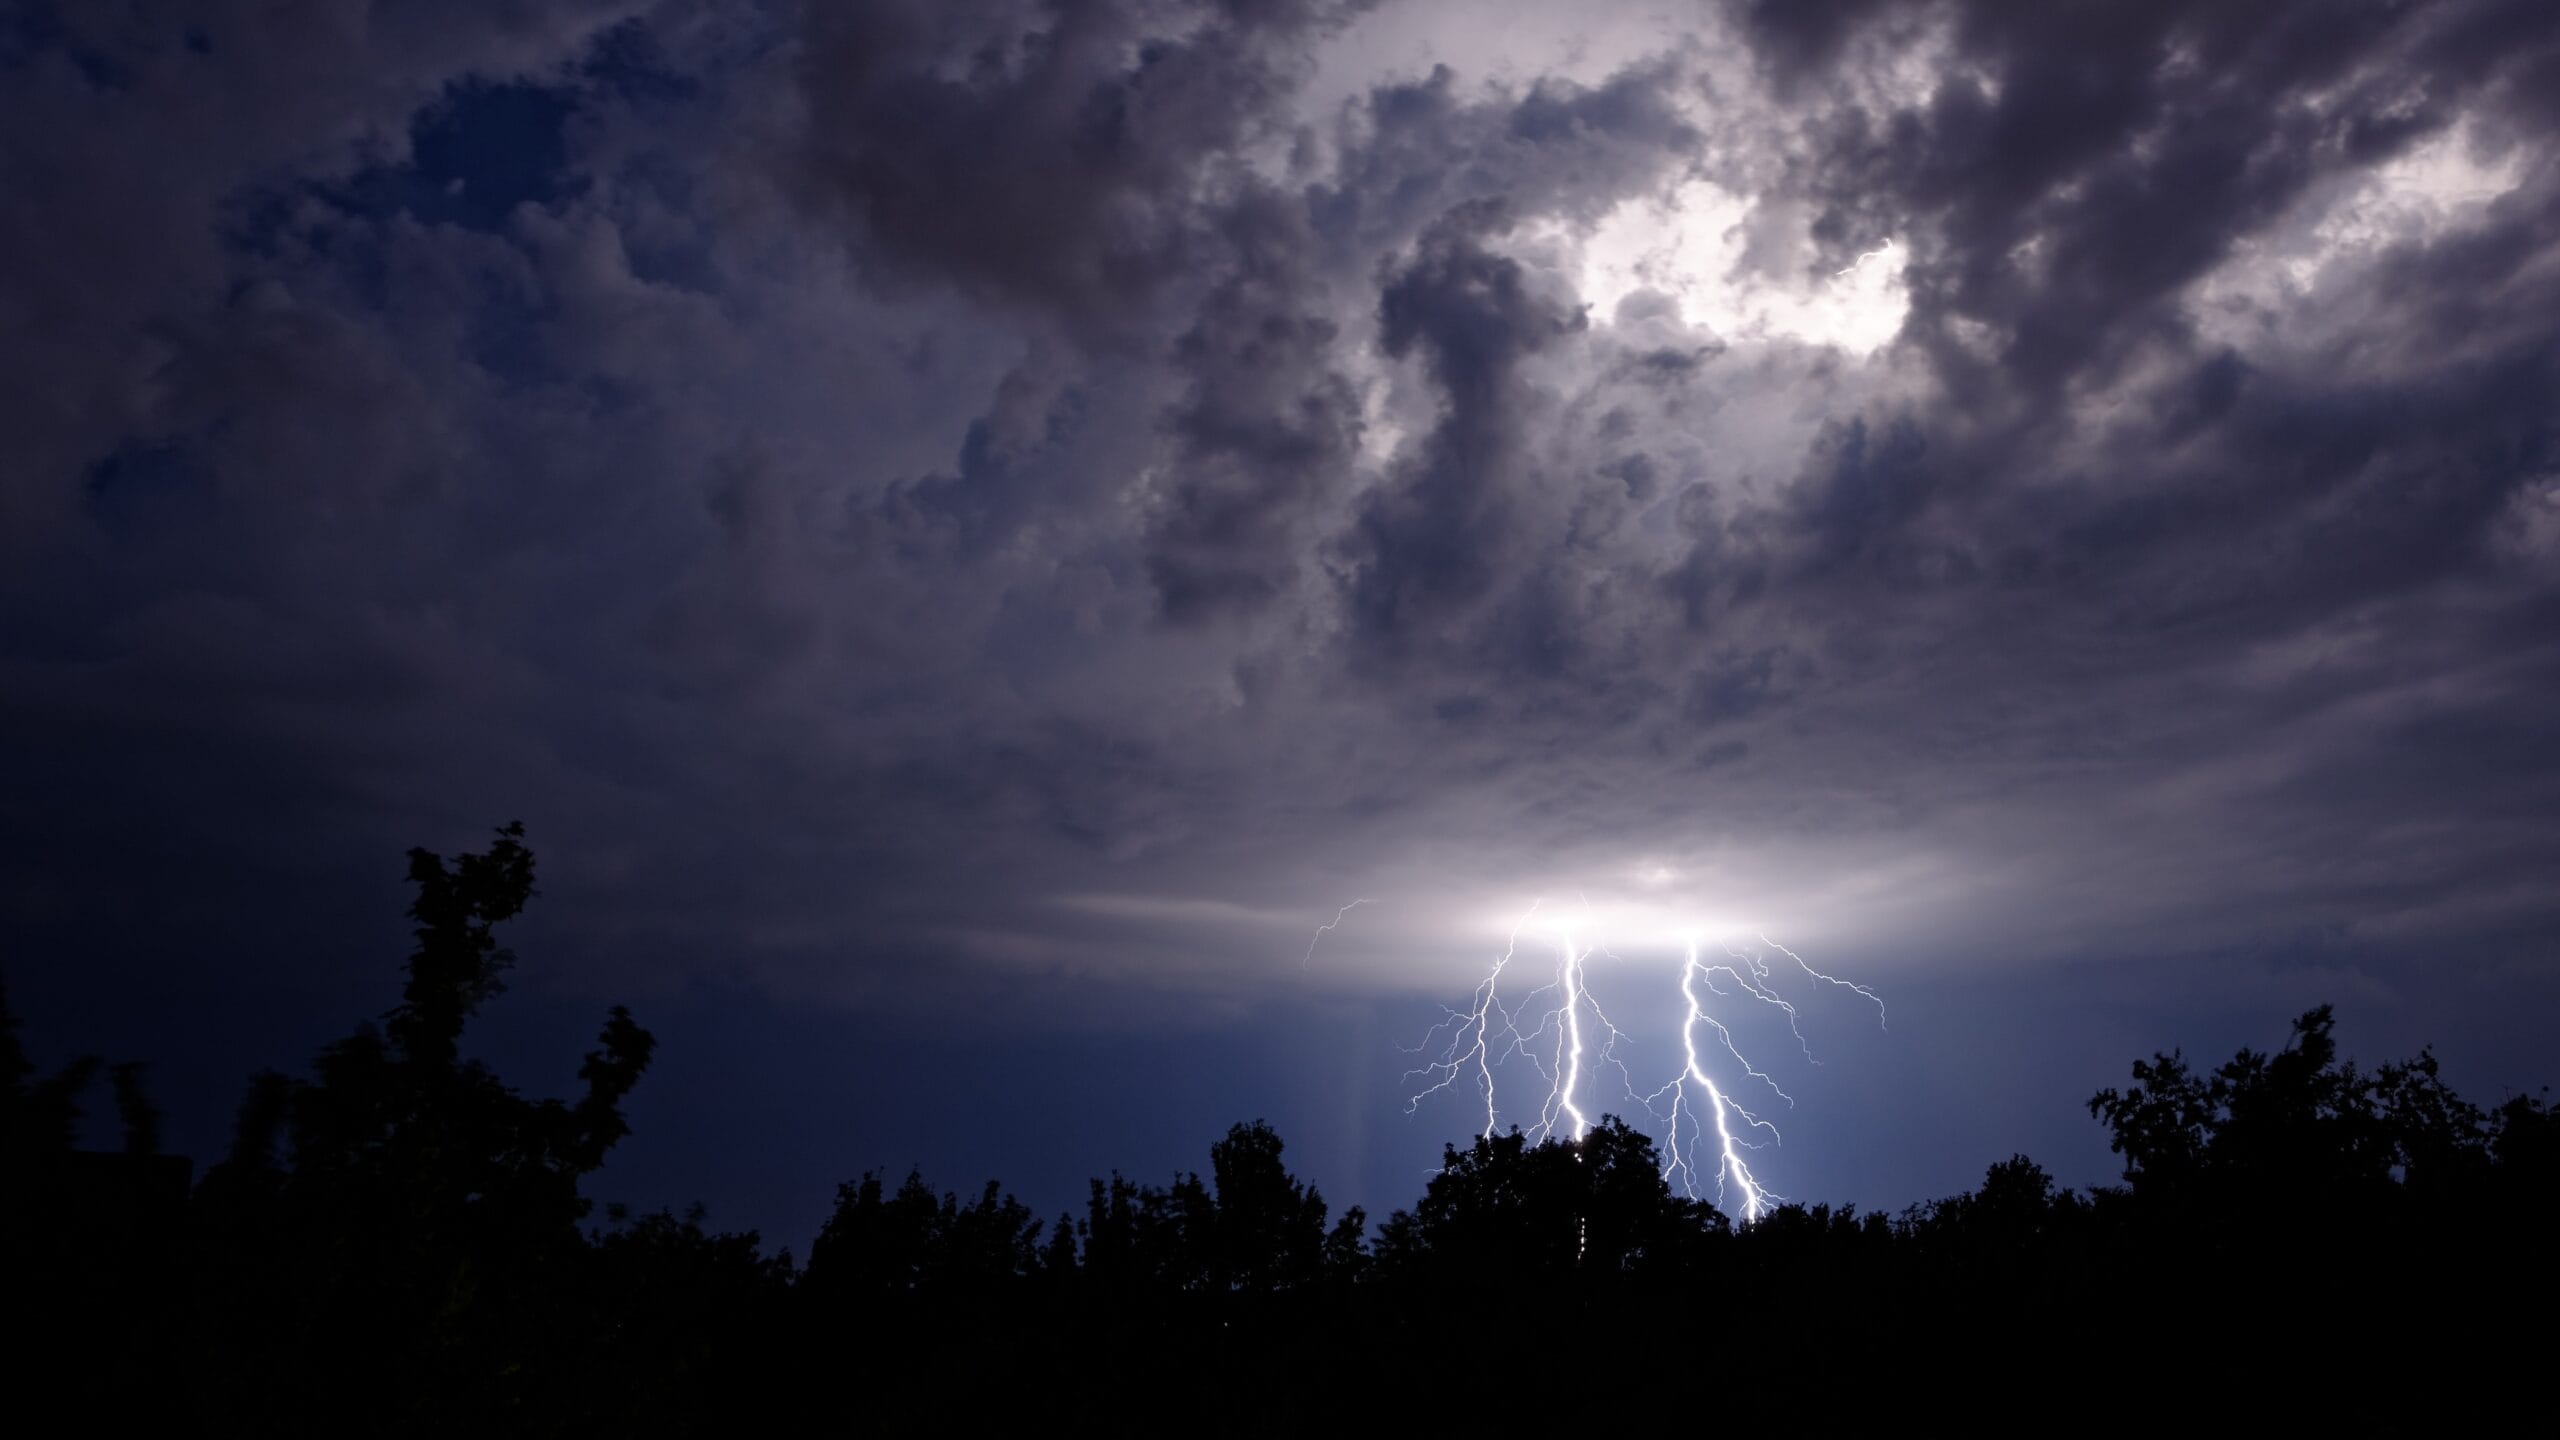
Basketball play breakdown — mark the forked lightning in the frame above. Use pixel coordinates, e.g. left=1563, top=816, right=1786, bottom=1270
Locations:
left=1395, top=902, right=1884, bottom=1224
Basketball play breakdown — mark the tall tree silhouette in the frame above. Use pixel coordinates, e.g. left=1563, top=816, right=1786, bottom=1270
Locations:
left=190, top=823, right=658, bottom=1434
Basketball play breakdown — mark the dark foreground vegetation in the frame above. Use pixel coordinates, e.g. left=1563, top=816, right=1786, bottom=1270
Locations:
left=7, top=827, right=2553, bottom=1432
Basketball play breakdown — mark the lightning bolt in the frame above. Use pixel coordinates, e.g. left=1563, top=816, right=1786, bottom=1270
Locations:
left=1718, top=938, right=1817, bottom=1063
left=1302, top=898, right=1372, bottom=968
left=1647, top=941, right=1785, bottom=1222
left=1407, top=911, right=1884, bottom=1226
left=1540, top=927, right=1590, bottom=1142
left=1761, top=932, right=1888, bottom=1030
left=1402, top=901, right=1539, bottom=1138
left=1833, top=237, right=1898, bottom=279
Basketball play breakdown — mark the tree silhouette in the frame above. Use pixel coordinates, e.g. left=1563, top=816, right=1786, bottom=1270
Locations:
left=188, top=823, right=665, bottom=1433
left=1205, top=1120, right=1332, bottom=1292
left=2, top=970, right=190, bottom=1420
left=0, top=969, right=102, bottom=1159
left=1376, top=1117, right=1724, bottom=1285
left=9, top=836, right=2559, bottom=1432
left=2081, top=1003, right=2560, bottom=1333
left=2088, top=1005, right=2503, bottom=1222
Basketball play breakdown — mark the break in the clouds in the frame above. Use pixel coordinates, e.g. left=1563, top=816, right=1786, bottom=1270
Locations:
left=7, top=0, right=2559, bottom=1044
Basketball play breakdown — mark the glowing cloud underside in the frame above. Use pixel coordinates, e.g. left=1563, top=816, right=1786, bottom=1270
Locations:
left=1401, top=904, right=1886, bottom=1224
left=1572, top=179, right=1910, bottom=355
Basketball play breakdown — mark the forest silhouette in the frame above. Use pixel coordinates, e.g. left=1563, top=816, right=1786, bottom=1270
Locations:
left=5, top=826, right=2552, bottom=1431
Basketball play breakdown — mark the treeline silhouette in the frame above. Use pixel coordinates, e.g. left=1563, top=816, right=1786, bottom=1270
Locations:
left=5, top=826, right=2552, bottom=1431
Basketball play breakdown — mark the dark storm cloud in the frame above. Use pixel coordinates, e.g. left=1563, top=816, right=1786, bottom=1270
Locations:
left=1732, top=0, right=1893, bottom=91
left=1143, top=52, right=1705, bottom=629
left=1762, top=0, right=2560, bottom=402
left=1740, top=1, right=2560, bottom=701
left=1342, top=199, right=1582, bottom=656
left=788, top=0, right=1367, bottom=345
left=1309, top=56, right=1699, bottom=261
left=1145, top=187, right=1364, bottom=621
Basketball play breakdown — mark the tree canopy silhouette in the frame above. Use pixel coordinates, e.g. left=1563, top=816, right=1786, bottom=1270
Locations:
left=4, top=831, right=2553, bottom=1431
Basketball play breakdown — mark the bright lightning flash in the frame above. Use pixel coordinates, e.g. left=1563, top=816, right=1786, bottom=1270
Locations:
left=1833, top=237, right=1898, bottom=279
left=1405, top=904, right=1885, bottom=1225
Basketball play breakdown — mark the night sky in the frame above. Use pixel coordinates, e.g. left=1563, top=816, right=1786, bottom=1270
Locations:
left=8, top=0, right=2559, bottom=1252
